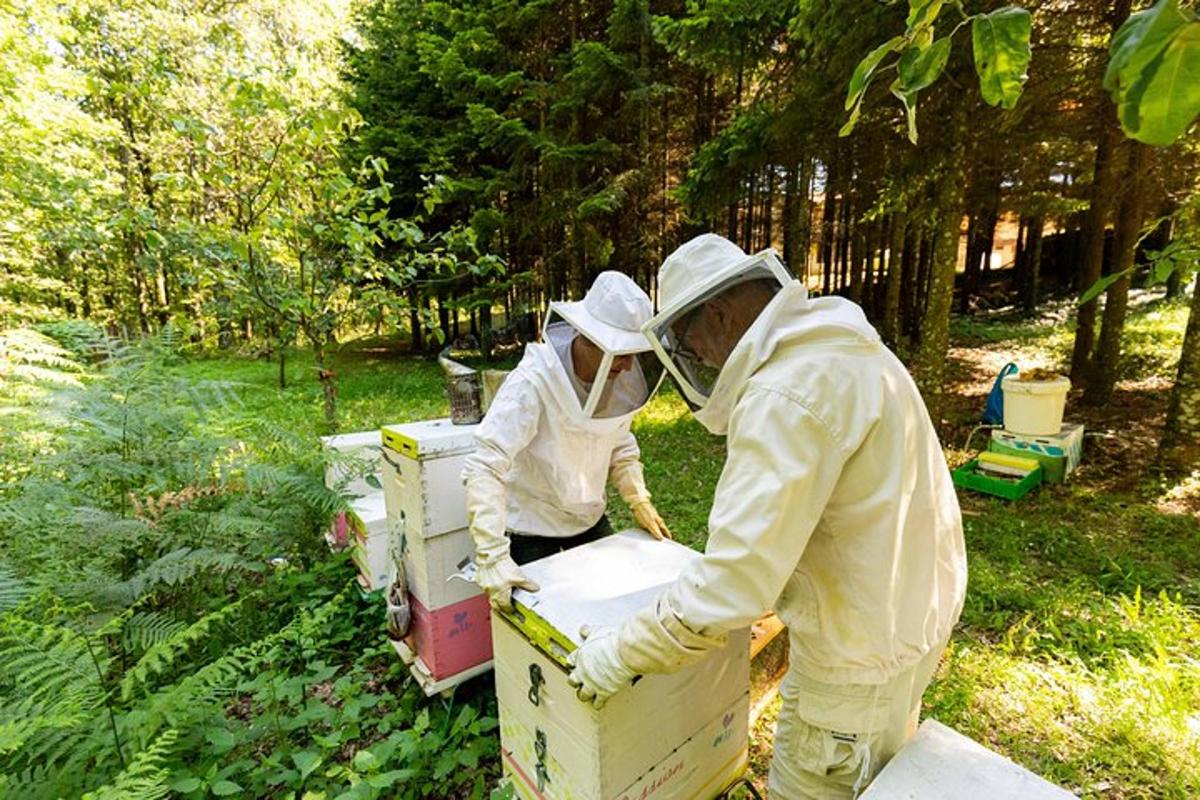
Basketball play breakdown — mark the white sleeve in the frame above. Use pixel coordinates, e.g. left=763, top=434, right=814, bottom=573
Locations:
left=609, top=428, right=650, bottom=505
left=667, top=384, right=848, bottom=634
left=460, top=373, right=542, bottom=561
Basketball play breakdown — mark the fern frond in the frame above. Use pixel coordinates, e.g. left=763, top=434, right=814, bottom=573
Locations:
left=121, top=601, right=244, bottom=701
left=86, top=548, right=244, bottom=607
left=135, top=590, right=346, bottom=736
left=0, top=330, right=82, bottom=380
left=0, top=617, right=104, bottom=709
left=242, top=463, right=342, bottom=517
left=0, top=700, right=91, bottom=757
left=0, top=617, right=103, bottom=776
left=79, top=729, right=177, bottom=800
left=0, top=763, right=60, bottom=800
left=0, top=567, right=31, bottom=613
left=120, top=613, right=186, bottom=656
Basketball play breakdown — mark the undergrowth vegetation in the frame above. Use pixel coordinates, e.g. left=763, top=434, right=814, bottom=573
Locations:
left=0, top=329, right=498, bottom=799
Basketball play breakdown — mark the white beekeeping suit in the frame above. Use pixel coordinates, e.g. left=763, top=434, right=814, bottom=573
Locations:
left=462, top=271, right=669, bottom=611
left=568, top=235, right=967, bottom=799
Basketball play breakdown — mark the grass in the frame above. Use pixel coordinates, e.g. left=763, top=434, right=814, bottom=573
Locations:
left=161, top=296, right=1198, bottom=799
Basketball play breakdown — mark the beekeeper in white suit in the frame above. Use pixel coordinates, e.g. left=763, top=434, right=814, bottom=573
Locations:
left=463, top=271, right=670, bottom=612
left=567, top=235, right=967, bottom=799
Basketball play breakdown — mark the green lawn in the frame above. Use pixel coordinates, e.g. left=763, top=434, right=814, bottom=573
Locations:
left=13, top=295, right=1190, bottom=798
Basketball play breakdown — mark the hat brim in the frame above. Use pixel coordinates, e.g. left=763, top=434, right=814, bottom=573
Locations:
left=549, top=300, right=651, bottom=354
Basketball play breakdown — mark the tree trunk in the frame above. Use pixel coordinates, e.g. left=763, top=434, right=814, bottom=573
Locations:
left=408, top=288, right=423, bottom=352
left=783, top=164, right=799, bottom=270
left=1161, top=273, right=1200, bottom=467
left=961, top=171, right=1001, bottom=314
left=1022, top=215, right=1045, bottom=315
left=900, top=224, right=918, bottom=340
left=437, top=293, right=451, bottom=344
left=883, top=212, right=906, bottom=347
left=762, top=166, right=776, bottom=250
left=480, top=301, right=493, bottom=360
left=279, top=347, right=287, bottom=391
left=820, top=161, right=839, bottom=295
left=1070, top=0, right=1133, bottom=382
left=913, top=107, right=968, bottom=419
left=913, top=236, right=933, bottom=344
left=1013, top=215, right=1028, bottom=293
left=1085, top=143, right=1148, bottom=407
left=314, top=341, right=338, bottom=433
left=838, top=192, right=853, bottom=294
left=849, top=214, right=866, bottom=304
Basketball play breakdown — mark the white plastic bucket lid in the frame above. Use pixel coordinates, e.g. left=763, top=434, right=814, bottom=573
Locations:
left=1001, top=374, right=1070, bottom=395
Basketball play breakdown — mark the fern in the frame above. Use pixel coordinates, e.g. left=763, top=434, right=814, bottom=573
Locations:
left=242, top=462, right=343, bottom=518
left=88, top=548, right=244, bottom=608
left=0, top=329, right=82, bottom=388
left=0, top=617, right=104, bottom=710
left=0, top=567, right=30, bottom=613
left=119, top=613, right=185, bottom=657
left=121, top=600, right=244, bottom=701
left=136, top=590, right=346, bottom=733
left=80, top=729, right=177, bottom=800
left=0, top=616, right=105, bottom=776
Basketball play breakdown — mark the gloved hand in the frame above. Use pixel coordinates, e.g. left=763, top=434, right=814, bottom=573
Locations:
left=630, top=498, right=671, bottom=540
left=475, top=554, right=540, bottom=612
left=567, top=625, right=636, bottom=709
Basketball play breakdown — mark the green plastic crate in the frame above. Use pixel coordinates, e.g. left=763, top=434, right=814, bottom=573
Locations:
left=952, top=458, right=1043, bottom=501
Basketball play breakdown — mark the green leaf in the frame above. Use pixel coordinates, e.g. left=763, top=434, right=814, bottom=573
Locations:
left=907, top=0, right=944, bottom=29
left=167, top=776, right=202, bottom=793
left=364, top=474, right=382, bottom=490
left=845, top=36, right=904, bottom=111
left=839, top=98, right=864, bottom=137
left=293, top=750, right=322, bottom=780
left=366, top=769, right=415, bottom=789
left=891, top=79, right=919, bottom=144
left=211, top=780, right=244, bottom=796
left=972, top=7, right=1033, bottom=109
left=205, top=728, right=236, bottom=753
left=1122, top=24, right=1200, bottom=145
left=1078, top=268, right=1133, bottom=306
left=1149, top=256, right=1178, bottom=284
left=352, top=749, right=379, bottom=772
left=1105, top=0, right=1189, bottom=95
left=899, top=37, right=953, bottom=92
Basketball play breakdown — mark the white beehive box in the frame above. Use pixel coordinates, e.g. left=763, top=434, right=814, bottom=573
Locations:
left=320, top=429, right=384, bottom=498
left=860, top=719, right=1074, bottom=799
left=495, top=532, right=750, bottom=800
left=381, top=419, right=494, bottom=690
left=380, top=419, right=477, bottom=537
left=342, top=493, right=389, bottom=591
left=380, top=419, right=481, bottom=608
left=403, top=526, right=479, bottom=608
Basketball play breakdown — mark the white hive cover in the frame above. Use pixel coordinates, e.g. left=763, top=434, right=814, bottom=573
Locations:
left=510, top=530, right=698, bottom=648
left=381, top=418, right=479, bottom=457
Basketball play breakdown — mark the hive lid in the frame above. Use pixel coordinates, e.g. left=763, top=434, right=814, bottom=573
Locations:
left=503, top=531, right=697, bottom=663
left=381, top=418, right=479, bottom=459
left=320, top=429, right=383, bottom=451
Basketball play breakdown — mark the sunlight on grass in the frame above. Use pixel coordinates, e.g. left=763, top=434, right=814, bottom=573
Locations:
left=162, top=338, right=1199, bottom=798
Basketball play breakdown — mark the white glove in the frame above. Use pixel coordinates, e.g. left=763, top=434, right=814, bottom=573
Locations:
left=629, top=498, right=671, bottom=540
left=475, top=554, right=540, bottom=612
left=567, top=626, right=636, bottom=708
